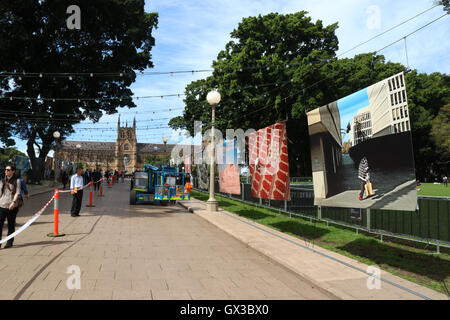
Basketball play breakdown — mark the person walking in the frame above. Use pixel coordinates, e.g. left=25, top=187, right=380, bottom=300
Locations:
left=62, top=170, right=69, bottom=190
left=84, top=169, right=91, bottom=185
left=0, top=165, right=21, bottom=248
left=16, top=170, right=29, bottom=206
left=70, top=166, right=84, bottom=217
left=92, top=170, right=100, bottom=191
left=443, top=176, right=448, bottom=187
left=358, top=157, right=370, bottom=201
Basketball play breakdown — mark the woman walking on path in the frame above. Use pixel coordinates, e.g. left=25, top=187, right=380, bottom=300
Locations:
left=0, top=165, right=21, bottom=248
left=358, top=157, right=370, bottom=201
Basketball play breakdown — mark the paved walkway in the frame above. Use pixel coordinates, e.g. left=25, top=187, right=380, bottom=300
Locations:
left=0, top=181, right=333, bottom=300
left=179, top=198, right=448, bottom=300
left=26, top=182, right=63, bottom=197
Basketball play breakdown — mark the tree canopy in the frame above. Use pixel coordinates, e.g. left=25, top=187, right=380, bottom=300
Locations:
left=0, top=0, right=158, bottom=181
left=170, top=11, right=449, bottom=178
left=430, top=103, right=450, bottom=163
left=0, top=147, right=26, bottom=169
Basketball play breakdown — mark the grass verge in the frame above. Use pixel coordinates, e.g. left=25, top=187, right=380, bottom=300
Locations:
left=417, top=183, right=450, bottom=197
left=191, top=189, right=450, bottom=296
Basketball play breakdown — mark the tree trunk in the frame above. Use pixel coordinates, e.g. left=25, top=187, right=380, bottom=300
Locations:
left=29, top=157, right=45, bottom=183
left=26, top=128, right=51, bottom=184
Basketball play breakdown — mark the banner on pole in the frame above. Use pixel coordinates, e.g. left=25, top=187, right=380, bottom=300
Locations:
left=218, top=139, right=241, bottom=194
left=184, top=155, right=191, bottom=174
left=248, top=121, right=290, bottom=200
left=197, top=163, right=209, bottom=190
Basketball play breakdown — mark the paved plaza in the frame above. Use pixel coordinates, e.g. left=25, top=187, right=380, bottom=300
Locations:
left=0, top=181, right=333, bottom=300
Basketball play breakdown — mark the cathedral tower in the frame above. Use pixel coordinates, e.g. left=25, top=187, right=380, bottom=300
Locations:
left=115, top=116, right=138, bottom=172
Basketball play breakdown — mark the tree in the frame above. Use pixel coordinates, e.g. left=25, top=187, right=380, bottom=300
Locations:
left=0, top=147, right=26, bottom=169
left=430, top=103, right=450, bottom=162
left=439, top=0, right=450, bottom=13
left=169, top=11, right=409, bottom=175
left=145, top=154, right=170, bottom=166
left=405, top=71, right=450, bottom=179
left=0, top=0, right=158, bottom=182
left=170, top=11, right=339, bottom=175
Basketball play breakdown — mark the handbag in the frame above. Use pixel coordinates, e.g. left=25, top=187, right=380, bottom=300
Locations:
left=5, top=181, right=20, bottom=208
left=365, top=182, right=374, bottom=197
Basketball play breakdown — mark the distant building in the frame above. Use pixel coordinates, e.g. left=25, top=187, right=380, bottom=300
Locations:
left=56, top=116, right=179, bottom=172
left=350, top=72, right=411, bottom=147
left=350, top=106, right=372, bottom=147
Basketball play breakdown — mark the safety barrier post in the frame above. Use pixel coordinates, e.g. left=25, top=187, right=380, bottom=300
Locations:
left=86, top=181, right=95, bottom=207
left=47, top=189, right=65, bottom=237
left=99, top=178, right=103, bottom=196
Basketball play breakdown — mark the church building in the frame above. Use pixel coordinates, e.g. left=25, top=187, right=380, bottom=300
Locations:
left=56, top=116, right=177, bottom=172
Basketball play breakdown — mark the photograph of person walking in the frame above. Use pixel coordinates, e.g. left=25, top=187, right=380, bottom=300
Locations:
left=307, top=72, right=418, bottom=211
left=358, top=157, right=373, bottom=200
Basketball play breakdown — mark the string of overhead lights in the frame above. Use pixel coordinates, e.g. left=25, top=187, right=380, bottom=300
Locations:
left=0, top=79, right=294, bottom=104
left=226, top=11, right=450, bottom=125
left=0, top=69, right=213, bottom=79
left=2, top=5, right=446, bottom=145
left=0, top=4, right=440, bottom=83
left=0, top=93, right=185, bottom=101
left=0, top=115, right=173, bottom=124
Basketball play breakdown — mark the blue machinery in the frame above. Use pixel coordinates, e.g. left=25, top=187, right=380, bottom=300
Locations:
left=130, top=164, right=191, bottom=205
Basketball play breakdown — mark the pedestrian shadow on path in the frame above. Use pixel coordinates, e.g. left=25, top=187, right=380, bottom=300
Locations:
left=14, top=221, right=52, bottom=227
left=11, top=240, right=73, bottom=248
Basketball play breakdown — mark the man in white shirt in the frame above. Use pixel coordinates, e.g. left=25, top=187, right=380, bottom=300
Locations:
left=70, top=166, right=84, bottom=217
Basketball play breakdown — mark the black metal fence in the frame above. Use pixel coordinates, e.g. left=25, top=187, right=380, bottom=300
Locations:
left=192, top=178, right=450, bottom=251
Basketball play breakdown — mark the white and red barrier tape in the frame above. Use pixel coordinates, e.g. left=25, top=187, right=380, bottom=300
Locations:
left=0, top=194, right=55, bottom=245
left=0, top=178, right=104, bottom=244
left=59, top=178, right=103, bottom=193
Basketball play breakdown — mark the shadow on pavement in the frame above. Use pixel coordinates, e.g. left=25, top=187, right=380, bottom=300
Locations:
left=11, top=240, right=73, bottom=248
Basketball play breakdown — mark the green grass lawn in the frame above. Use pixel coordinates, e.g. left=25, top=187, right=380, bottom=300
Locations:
left=290, top=181, right=313, bottom=185
left=191, top=189, right=450, bottom=296
left=417, top=183, right=450, bottom=197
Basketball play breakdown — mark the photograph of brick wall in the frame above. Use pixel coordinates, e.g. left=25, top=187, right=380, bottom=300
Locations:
left=248, top=121, right=290, bottom=200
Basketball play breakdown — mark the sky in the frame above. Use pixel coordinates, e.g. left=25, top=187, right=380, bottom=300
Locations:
left=338, top=87, right=370, bottom=141
left=10, top=0, right=450, bottom=156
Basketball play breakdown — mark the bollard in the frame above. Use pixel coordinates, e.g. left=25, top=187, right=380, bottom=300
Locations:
left=86, top=181, right=95, bottom=207
left=99, top=178, right=103, bottom=197
left=47, top=189, right=65, bottom=237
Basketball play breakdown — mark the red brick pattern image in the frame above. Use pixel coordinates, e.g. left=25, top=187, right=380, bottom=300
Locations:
left=248, top=121, right=290, bottom=200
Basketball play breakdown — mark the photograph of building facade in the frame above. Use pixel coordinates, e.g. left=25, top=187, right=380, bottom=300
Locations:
left=56, top=117, right=178, bottom=173
left=307, top=72, right=417, bottom=211
left=306, top=101, right=342, bottom=199
left=349, top=73, right=411, bottom=147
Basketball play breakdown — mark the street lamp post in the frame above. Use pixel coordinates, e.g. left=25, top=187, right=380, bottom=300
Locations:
left=206, top=90, right=221, bottom=212
left=163, top=136, right=168, bottom=165
left=53, top=131, right=61, bottom=184
left=76, top=143, right=81, bottom=163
